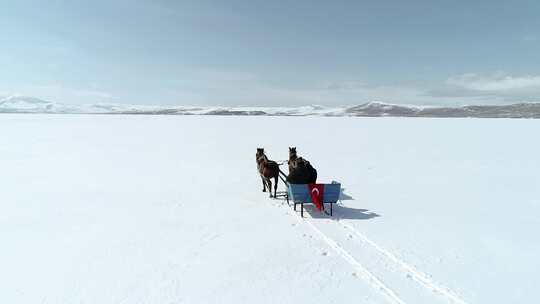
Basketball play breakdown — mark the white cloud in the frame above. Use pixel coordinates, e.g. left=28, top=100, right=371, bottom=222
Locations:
left=168, top=69, right=438, bottom=106
left=165, top=69, right=540, bottom=107
left=446, top=73, right=540, bottom=92
left=4, top=71, right=540, bottom=107
left=427, top=72, right=540, bottom=104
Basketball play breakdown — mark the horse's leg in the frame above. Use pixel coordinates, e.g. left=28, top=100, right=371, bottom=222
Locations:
left=267, top=178, right=273, bottom=198
left=261, top=175, right=266, bottom=192
left=274, top=175, right=278, bottom=198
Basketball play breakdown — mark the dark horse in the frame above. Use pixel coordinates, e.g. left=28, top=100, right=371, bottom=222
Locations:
left=287, top=147, right=317, bottom=184
left=288, top=147, right=298, bottom=173
left=256, top=148, right=280, bottom=198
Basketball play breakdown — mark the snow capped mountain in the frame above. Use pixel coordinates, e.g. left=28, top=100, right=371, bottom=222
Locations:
left=0, top=96, right=148, bottom=114
left=345, top=101, right=540, bottom=118
left=0, top=95, right=49, bottom=105
left=0, top=95, right=98, bottom=113
left=345, top=102, right=422, bottom=117
left=0, top=95, right=55, bottom=112
left=2, top=95, right=540, bottom=118
left=0, top=96, right=347, bottom=115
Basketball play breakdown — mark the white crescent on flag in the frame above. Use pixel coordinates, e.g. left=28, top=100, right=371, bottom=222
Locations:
left=311, top=188, right=320, bottom=196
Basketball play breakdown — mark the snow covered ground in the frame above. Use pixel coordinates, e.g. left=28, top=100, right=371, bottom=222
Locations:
left=1, top=114, right=539, bottom=303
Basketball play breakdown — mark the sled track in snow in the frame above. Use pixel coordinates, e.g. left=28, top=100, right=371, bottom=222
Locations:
left=303, top=219, right=408, bottom=304
left=280, top=201, right=469, bottom=304
left=337, top=220, right=468, bottom=304
left=286, top=207, right=408, bottom=304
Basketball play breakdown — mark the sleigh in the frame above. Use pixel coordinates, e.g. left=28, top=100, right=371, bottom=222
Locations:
left=286, top=182, right=341, bottom=217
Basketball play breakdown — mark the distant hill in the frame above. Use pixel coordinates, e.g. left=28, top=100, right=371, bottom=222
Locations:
left=345, top=102, right=540, bottom=118
left=2, top=96, right=540, bottom=118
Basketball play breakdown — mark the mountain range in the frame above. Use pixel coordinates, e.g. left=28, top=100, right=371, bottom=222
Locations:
left=2, top=95, right=540, bottom=118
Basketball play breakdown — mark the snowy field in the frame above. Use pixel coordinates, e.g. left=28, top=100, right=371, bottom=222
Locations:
left=1, top=114, right=539, bottom=304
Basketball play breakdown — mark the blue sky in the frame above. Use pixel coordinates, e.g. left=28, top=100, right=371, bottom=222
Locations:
left=1, top=0, right=540, bottom=106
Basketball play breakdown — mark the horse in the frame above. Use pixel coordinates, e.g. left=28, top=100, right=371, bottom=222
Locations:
left=256, top=148, right=280, bottom=198
left=288, top=147, right=298, bottom=173
left=287, top=147, right=317, bottom=184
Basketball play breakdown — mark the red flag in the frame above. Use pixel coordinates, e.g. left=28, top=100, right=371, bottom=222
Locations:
left=308, top=184, right=325, bottom=211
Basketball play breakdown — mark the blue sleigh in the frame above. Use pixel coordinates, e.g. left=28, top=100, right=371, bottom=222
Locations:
left=285, top=182, right=341, bottom=217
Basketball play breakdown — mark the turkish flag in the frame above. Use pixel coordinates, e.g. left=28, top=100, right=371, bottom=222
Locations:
left=308, top=184, right=325, bottom=211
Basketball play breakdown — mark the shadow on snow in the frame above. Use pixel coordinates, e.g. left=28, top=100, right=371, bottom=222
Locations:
left=274, top=184, right=380, bottom=221
left=302, top=204, right=380, bottom=220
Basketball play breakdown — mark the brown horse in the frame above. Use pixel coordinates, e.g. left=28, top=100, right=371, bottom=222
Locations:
left=287, top=147, right=317, bottom=184
left=256, top=148, right=280, bottom=198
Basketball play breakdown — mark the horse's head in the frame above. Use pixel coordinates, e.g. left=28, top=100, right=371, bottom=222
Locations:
left=256, top=148, right=266, bottom=163
left=289, top=147, right=297, bottom=160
